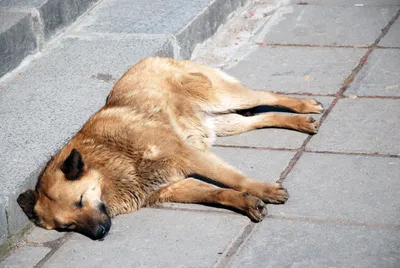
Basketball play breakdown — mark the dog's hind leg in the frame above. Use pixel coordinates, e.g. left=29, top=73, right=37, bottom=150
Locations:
left=211, top=84, right=324, bottom=114
left=187, top=67, right=324, bottom=114
left=147, top=178, right=268, bottom=222
left=213, top=113, right=319, bottom=135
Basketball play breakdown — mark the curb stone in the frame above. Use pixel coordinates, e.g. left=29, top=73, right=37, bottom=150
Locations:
left=0, top=0, right=101, bottom=77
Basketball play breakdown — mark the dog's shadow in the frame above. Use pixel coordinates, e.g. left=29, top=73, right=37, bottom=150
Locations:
left=237, top=105, right=294, bottom=116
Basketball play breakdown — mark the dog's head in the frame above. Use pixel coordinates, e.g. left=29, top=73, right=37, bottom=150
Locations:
left=17, top=149, right=111, bottom=240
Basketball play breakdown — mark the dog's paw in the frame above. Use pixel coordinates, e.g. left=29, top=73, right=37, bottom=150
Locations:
left=259, top=182, right=289, bottom=204
left=244, top=195, right=268, bottom=222
left=300, top=99, right=324, bottom=114
left=303, top=116, right=320, bottom=134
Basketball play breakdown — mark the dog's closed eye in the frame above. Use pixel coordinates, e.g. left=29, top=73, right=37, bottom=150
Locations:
left=61, top=223, right=75, bottom=229
left=75, top=195, right=83, bottom=208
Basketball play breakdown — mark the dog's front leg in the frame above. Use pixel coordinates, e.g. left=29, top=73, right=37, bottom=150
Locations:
left=147, top=178, right=268, bottom=222
left=186, top=150, right=289, bottom=204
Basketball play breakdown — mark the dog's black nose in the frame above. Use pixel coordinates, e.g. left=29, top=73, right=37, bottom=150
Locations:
left=95, top=224, right=107, bottom=239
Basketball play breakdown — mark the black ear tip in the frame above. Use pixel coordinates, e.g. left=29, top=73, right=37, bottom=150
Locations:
left=17, top=189, right=37, bottom=215
left=17, top=189, right=35, bottom=203
left=61, top=148, right=85, bottom=180
left=17, top=193, right=24, bottom=204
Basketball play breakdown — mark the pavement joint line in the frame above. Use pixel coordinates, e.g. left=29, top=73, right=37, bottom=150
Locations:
left=213, top=144, right=297, bottom=152
left=255, top=42, right=369, bottom=48
left=151, top=205, right=237, bottom=215
left=376, top=46, right=400, bottom=49
left=214, top=145, right=400, bottom=158
left=33, top=232, right=73, bottom=268
left=271, top=215, right=400, bottom=231
left=169, top=35, right=181, bottom=60
left=26, top=7, right=45, bottom=51
left=292, top=3, right=400, bottom=7
left=213, top=222, right=255, bottom=268
left=277, top=8, right=400, bottom=183
left=343, top=95, right=400, bottom=99
left=259, top=91, right=400, bottom=99
left=64, top=32, right=176, bottom=40
left=304, top=150, right=400, bottom=158
left=277, top=135, right=312, bottom=183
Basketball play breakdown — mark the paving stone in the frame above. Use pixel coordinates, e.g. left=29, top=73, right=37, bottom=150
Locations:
left=226, top=47, right=365, bottom=94
left=76, top=0, right=247, bottom=59
left=0, top=201, right=7, bottom=246
left=269, top=153, right=400, bottom=225
left=0, top=177, right=36, bottom=236
left=0, top=246, right=50, bottom=268
left=212, top=147, right=295, bottom=180
left=347, top=49, right=400, bottom=96
left=0, top=0, right=99, bottom=40
left=78, top=0, right=215, bottom=34
left=159, top=147, right=295, bottom=212
left=380, top=18, right=400, bottom=47
left=307, top=98, right=400, bottom=155
left=258, top=5, right=397, bottom=46
left=24, top=227, right=65, bottom=244
left=216, top=96, right=334, bottom=149
left=0, top=36, right=173, bottom=236
left=0, top=10, right=36, bottom=77
left=42, top=208, right=248, bottom=268
left=228, top=219, right=400, bottom=268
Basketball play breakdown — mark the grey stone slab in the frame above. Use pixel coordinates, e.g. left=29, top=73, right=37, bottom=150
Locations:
left=269, top=153, right=400, bottom=225
left=0, top=246, right=49, bottom=268
left=216, top=96, right=334, bottom=149
left=290, top=0, right=400, bottom=5
left=211, top=147, right=295, bottom=181
left=259, top=5, right=397, bottom=46
left=24, top=227, right=64, bottom=244
left=380, top=17, right=400, bottom=47
left=226, top=47, right=365, bottom=94
left=307, top=98, right=400, bottom=155
left=0, top=177, right=36, bottom=236
left=347, top=49, right=400, bottom=96
left=0, top=10, right=36, bottom=77
left=78, top=0, right=214, bottom=34
left=228, top=219, right=400, bottom=268
left=43, top=208, right=248, bottom=268
left=158, top=147, right=295, bottom=212
left=0, top=36, right=173, bottom=235
left=0, top=201, right=7, bottom=246
left=176, top=0, right=247, bottom=59
left=76, top=0, right=247, bottom=59
left=0, top=0, right=99, bottom=40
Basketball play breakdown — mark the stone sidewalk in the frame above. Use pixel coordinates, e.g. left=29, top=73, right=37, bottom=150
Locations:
left=1, top=0, right=400, bottom=267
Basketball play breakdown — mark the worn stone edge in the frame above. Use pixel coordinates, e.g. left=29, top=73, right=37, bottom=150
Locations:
left=176, top=0, right=248, bottom=59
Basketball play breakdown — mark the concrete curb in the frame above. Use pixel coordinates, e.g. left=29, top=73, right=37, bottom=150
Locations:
left=0, top=0, right=249, bottom=253
left=0, top=0, right=100, bottom=77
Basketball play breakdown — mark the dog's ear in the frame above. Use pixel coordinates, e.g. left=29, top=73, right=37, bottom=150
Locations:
left=60, top=149, right=85, bottom=180
left=17, top=190, right=38, bottom=220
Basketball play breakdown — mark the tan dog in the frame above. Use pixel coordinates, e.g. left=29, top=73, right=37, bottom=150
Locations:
left=17, top=57, right=323, bottom=240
